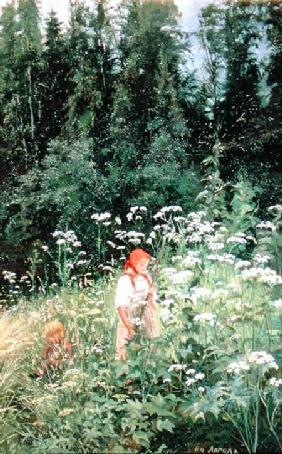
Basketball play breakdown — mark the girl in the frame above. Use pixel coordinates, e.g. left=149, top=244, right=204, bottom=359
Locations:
left=115, top=248, right=160, bottom=360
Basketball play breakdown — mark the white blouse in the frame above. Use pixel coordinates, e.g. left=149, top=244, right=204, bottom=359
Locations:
left=115, top=274, right=154, bottom=309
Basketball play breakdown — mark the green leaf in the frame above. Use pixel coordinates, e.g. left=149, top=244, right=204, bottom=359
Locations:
left=156, top=418, right=175, bottom=433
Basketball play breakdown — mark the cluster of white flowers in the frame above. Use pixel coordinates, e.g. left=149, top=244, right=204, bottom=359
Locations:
left=235, top=260, right=251, bottom=270
left=207, top=253, right=235, bottom=264
left=2, top=270, right=17, bottom=284
left=129, top=206, right=147, bottom=214
left=247, top=351, right=278, bottom=369
left=187, top=220, right=215, bottom=237
left=98, top=265, right=113, bottom=272
left=256, top=221, right=276, bottom=232
left=161, top=267, right=177, bottom=277
left=227, top=315, right=242, bottom=324
left=269, top=377, right=282, bottom=387
left=181, top=251, right=201, bottom=268
left=227, top=351, right=279, bottom=375
left=20, top=275, right=29, bottom=283
left=161, top=298, right=174, bottom=306
left=168, top=363, right=187, bottom=372
left=114, top=229, right=127, bottom=241
left=131, top=317, right=143, bottom=327
left=160, top=307, right=173, bottom=323
left=163, top=377, right=172, bottom=383
left=193, top=312, right=217, bottom=326
left=207, top=242, right=225, bottom=251
left=240, top=267, right=282, bottom=285
left=268, top=204, right=282, bottom=215
left=91, top=212, right=111, bottom=223
left=185, top=369, right=205, bottom=386
left=161, top=206, right=183, bottom=213
left=126, top=231, right=145, bottom=238
left=253, top=254, right=271, bottom=265
left=190, top=287, right=212, bottom=301
left=52, top=230, right=81, bottom=248
left=227, top=360, right=250, bottom=374
left=272, top=299, right=282, bottom=309
left=153, top=205, right=182, bottom=221
left=187, top=233, right=202, bottom=243
left=227, top=235, right=247, bottom=245
left=170, top=270, right=193, bottom=285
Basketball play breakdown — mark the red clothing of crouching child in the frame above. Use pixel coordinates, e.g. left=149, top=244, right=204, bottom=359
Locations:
left=37, top=320, right=72, bottom=376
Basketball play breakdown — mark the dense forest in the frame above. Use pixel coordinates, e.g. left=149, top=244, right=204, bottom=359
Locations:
left=0, top=0, right=281, bottom=280
left=0, top=2, right=282, bottom=453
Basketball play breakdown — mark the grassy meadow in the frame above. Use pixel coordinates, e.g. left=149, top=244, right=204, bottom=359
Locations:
left=0, top=188, right=282, bottom=454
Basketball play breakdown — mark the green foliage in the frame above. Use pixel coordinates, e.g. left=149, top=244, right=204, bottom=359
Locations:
left=1, top=139, right=107, bottom=258
left=226, top=177, right=258, bottom=234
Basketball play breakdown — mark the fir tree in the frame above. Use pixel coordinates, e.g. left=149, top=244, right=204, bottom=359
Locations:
left=37, top=10, right=72, bottom=149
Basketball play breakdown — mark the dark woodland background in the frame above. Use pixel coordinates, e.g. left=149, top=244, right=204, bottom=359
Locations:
left=0, top=0, right=281, bottom=277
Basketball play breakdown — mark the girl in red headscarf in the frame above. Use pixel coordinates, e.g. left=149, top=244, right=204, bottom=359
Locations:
left=115, top=248, right=160, bottom=360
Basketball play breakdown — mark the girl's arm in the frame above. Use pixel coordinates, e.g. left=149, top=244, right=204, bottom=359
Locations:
left=117, top=307, right=135, bottom=338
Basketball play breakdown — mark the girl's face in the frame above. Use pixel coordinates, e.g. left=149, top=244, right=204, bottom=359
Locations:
left=135, top=258, right=150, bottom=274
left=48, top=332, right=64, bottom=344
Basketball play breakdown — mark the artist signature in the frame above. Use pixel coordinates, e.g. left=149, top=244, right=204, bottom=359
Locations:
left=187, top=446, right=239, bottom=454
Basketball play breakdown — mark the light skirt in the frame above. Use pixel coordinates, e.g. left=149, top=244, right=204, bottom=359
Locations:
left=115, top=305, right=160, bottom=361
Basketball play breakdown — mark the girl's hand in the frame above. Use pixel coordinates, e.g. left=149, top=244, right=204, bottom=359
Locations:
left=127, top=325, right=136, bottom=339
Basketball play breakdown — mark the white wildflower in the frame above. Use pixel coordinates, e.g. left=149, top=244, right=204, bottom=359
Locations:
left=170, top=270, right=193, bottom=284
left=253, top=254, right=271, bottom=265
left=128, top=238, right=141, bottom=245
left=256, top=221, right=276, bottom=232
left=227, top=236, right=247, bottom=245
left=247, top=351, right=278, bottom=370
left=160, top=307, right=173, bottom=322
left=56, top=238, right=66, bottom=245
left=227, top=360, right=250, bottom=374
left=190, top=287, right=212, bottom=301
left=168, top=364, right=187, bottom=372
left=160, top=205, right=182, bottom=213
left=235, top=260, right=251, bottom=270
left=186, top=378, right=196, bottom=386
left=195, top=373, right=205, bottom=381
left=130, top=206, right=139, bottom=213
left=208, top=242, right=225, bottom=251
left=269, top=377, right=282, bottom=387
left=52, top=230, right=65, bottom=238
left=72, top=241, right=81, bottom=247
left=272, top=299, right=282, bottom=309
left=193, top=312, right=217, bottom=326
left=107, top=241, right=116, bottom=248
left=186, top=369, right=196, bottom=375
left=268, top=204, right=282, bottom=214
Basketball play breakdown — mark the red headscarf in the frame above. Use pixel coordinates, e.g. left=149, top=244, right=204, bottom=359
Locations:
left=124, top=248, right=151, bottom=284
left=124, top=248, right=153, bottom=298
left=124, top=248, right=151, bottom=275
